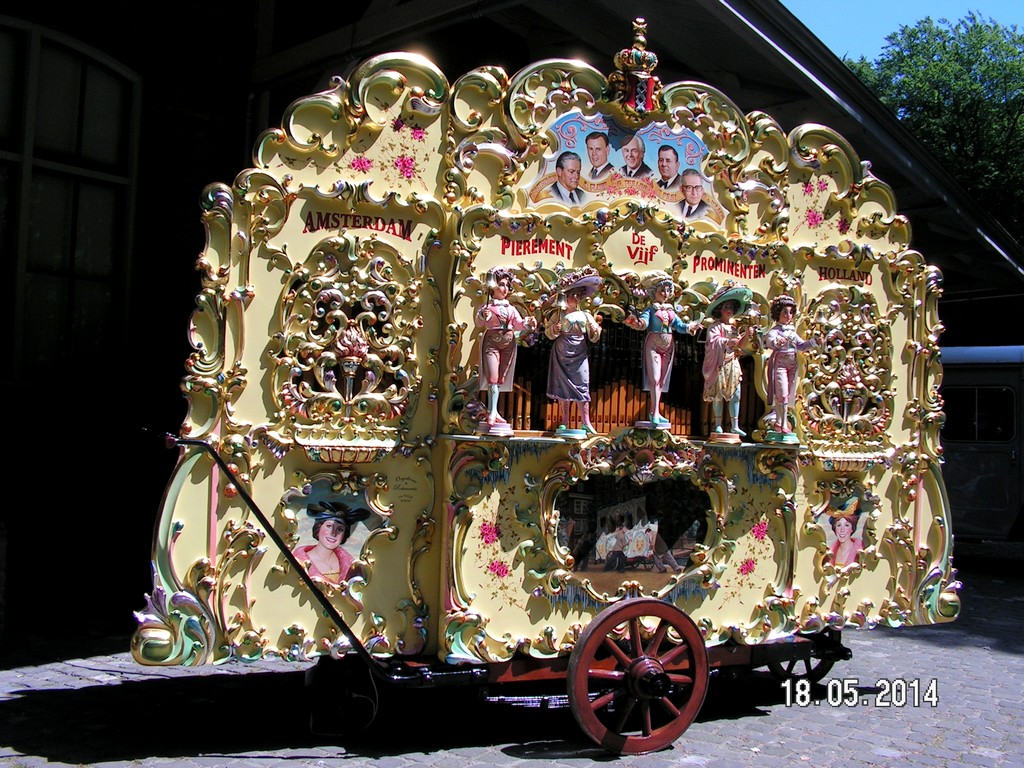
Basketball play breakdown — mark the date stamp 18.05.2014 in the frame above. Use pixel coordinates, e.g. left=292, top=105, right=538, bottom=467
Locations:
left=782, top=677, right=939, bottom=708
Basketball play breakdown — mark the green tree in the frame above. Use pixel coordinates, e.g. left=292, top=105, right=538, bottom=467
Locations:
left=846, top=12, right=1024, bottom=237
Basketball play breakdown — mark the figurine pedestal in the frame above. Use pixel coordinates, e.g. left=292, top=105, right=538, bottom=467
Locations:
left=478, top=422, right=513, bottom=437
left=707, top=432, right=742, bottom=445
left=554, top=426, right=588, bottom=440
left=634, top=420, right=671, bottom=431
left=765, top=430, right=799, bottom=444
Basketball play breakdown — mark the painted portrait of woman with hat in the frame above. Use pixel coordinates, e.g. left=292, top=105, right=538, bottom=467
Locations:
left=292, top=500, right=372, bottom=585
left=826, top=496, right=863, bottom=567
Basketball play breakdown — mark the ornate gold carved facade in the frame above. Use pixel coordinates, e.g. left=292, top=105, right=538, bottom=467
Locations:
left=134, top=20, right=957, bottom=670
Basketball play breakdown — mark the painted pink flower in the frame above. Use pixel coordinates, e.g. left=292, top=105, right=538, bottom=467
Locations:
left=395, top=155, right=416, bottom=179
left=805, top=209, right=824, bottom=228
left=480, top=521, right=501, bottom=545
left=802, top=181, right=814, bottom=195
left=488, top=559, right=510, bottom=578
left=739, top=558, right=756, bottom=575
left=837, top=217, right=851, bottom=234
left=411, top=127, right=426, bottom=141
left=391, top=117, right=405, bottom=131
left=752, top=520, right=769, bottom=541
left=350, top=156, right=372, bottom=173
left=817, top=179, right=829, bottom=192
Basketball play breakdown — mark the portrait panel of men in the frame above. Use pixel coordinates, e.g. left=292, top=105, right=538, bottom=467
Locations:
left=586, top=132, right=614, bottom=180
left=656, top=145, right=682, bottom=191
left=680, top=169, right=711, bottom=220
left=550, top=151, right=585, bottom=204
left=619, top=134, right=653, bottom=179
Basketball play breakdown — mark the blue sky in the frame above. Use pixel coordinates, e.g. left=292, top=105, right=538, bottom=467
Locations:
left=778, top=1, right=1024, bottom=61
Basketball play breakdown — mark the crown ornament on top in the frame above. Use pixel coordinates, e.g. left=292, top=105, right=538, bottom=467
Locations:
left=608, top=17, right=664, bottom=122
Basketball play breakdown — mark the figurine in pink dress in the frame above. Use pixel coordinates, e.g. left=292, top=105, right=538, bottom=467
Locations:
left=764, top=295, right=816, bottom=438
left=476, top=268, right=537, bottom=428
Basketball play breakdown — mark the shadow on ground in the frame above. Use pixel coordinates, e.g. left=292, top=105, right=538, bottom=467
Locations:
left=0, top=657, right=800, bottom=764
left=0, top=633, right=129, bottom=672
left=886, top=540, right=1024, bottom=657
left=1, top=548, right=1018, bottom=763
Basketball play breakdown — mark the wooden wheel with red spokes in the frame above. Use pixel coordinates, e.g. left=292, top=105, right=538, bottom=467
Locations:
left=567, top=598, right=709, bottom=755
left=766, top=629, right=840, bottom=683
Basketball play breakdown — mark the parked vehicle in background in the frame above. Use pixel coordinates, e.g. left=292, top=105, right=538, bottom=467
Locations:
left=941, top=346, right=1024, bottom=540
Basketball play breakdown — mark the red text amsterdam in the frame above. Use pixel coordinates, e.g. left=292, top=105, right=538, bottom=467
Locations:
left=302, top=211, right=414, bottom=241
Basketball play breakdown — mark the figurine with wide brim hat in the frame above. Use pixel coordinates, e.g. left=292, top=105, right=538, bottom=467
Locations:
left=552, top=266, right=602, bottom=298
left=546, top=266, right=603, bottom=437
left=701, top=282, right=755, bottom=441
left=706, top=283, right=753, bottom=317
left=639, top=269, right=674, bottom=294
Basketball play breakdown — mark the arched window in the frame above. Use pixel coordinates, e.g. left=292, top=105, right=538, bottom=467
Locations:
left=1, top=18, right=139, bottom=386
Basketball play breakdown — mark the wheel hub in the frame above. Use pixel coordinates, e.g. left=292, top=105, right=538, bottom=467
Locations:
left=627, top=657, right=671, bottom=699
left=567, top=598, right=710, bottom=755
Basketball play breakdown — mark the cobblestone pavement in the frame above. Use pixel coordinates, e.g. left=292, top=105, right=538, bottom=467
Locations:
left=2, top=543, right=1021, bottom=768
